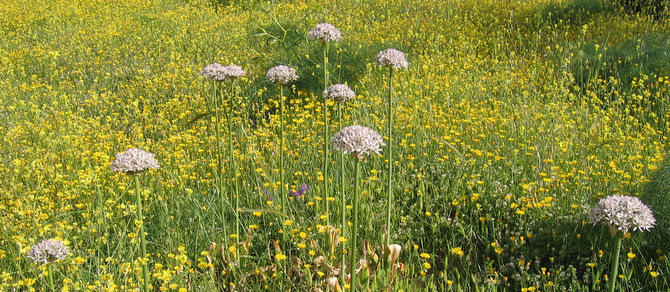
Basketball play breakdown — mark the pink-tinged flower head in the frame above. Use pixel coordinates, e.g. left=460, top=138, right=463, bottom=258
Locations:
left=590, top=195, right=655, bottom=234
left=376, top=48, right=409, bottom=69
left=111, top=148, right=160, bottom=175
left=307, top=23, right=342, bottom=42
left=333, top=125, right=385, bottom=160
left=200, top=63, right=246, bottom=82
left=266, top=65, right=299, bottom=85
left=324, top=84, right=356, bottom=103
left=26, top=239, right=69, bottom=265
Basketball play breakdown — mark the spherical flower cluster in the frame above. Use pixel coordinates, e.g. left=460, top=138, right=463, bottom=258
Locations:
left=307, top=23, right=342, bottom=42
left=376, top=48, right=409, bottom=69
left=590, top=195, right=655, bottom=234
left=332, top=125, right=385, bottom=160
left=266, top=65, right=299, bottom=85
left=26, top=239, right=69, bottom=265
left=200, top=63, right=246, bottom=82
left=324, top=84, right=356, bottom=103
left=111, top=148, right=160, bottom=175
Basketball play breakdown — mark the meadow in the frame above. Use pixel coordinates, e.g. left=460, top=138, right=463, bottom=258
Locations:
left=1, top=0, right=670, bottom=290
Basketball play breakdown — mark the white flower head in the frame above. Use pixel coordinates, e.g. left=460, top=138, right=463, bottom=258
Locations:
left=590, top=195, right=655, bottom=234
left=376, top=48, right=409, bottom=69
left=111, top=148, right=160, bottom=175
left=266, top=65, right=299, bottom=85
left=324, top=84, right=356, bottom=103
left=307, top=23, right=342, bottom=42
left=26, top=239, right=69, bottom=265
left=332, top=125, right=385, bottom=160
left=200, top=63, right=246, bottom=82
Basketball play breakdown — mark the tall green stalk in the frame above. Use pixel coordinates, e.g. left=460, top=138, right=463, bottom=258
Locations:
left=385, top=68, right=394, bottom=247
left=212, top=82, right=229, bottom=241
left=339, top=103, right=346, bottom=287
left=349, top=157, right=361, bottom=292
left=608, top=230, right=623, bottom=292
left=135, top=175, right=150, bottom=292
left=225, top=86, right=240, bottom=245
left=47, top=264, right=55, bottom=292
left=279, top=85, right=286, bottom=210
left=322, top=41, right=331, bottom=219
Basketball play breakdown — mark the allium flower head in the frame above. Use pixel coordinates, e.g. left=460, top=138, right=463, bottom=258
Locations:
left=200, top=63, right=246, bottom=82
left=307, top=23, right=342, bottom=42
left=324, top=84, right=356, bottom=103
left=266, top=65, right=299, bottom=85
left=590, top=195, right=655, bottom=234
left=376, top=48, right=409, bottom=69
left=26, top=239, right=69, bottom=265
left=111, top=148, right=160, bottom=175
left=332, top=125, right=385, bottom=160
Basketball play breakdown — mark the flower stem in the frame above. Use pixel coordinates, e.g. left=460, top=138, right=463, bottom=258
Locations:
left=322, top=41, right=331, bottom=217
left=608, top=231, right=623, bottom=292
left=47, top=264, right=55, bottom=292
left=385, top=68, right=394, bottom=247
left=338, top=103, right=346, bottom=288
left=350, top=157, right=361, bottom=292
left=226, top=87, right=240, bottom=246
left=279, top=85, right=286, bottom=210
left=135, top=175, right=150, bottom=292
left=212, top=82, right=228, bottom=241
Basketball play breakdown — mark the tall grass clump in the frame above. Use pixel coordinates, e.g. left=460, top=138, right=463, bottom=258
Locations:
left=609, top=0, right=670, bottom=15
left=642, top=159, right=670, bottom=250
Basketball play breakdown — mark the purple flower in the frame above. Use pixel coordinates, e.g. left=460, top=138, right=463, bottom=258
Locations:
left=289, top=184, right=311, bottom=198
